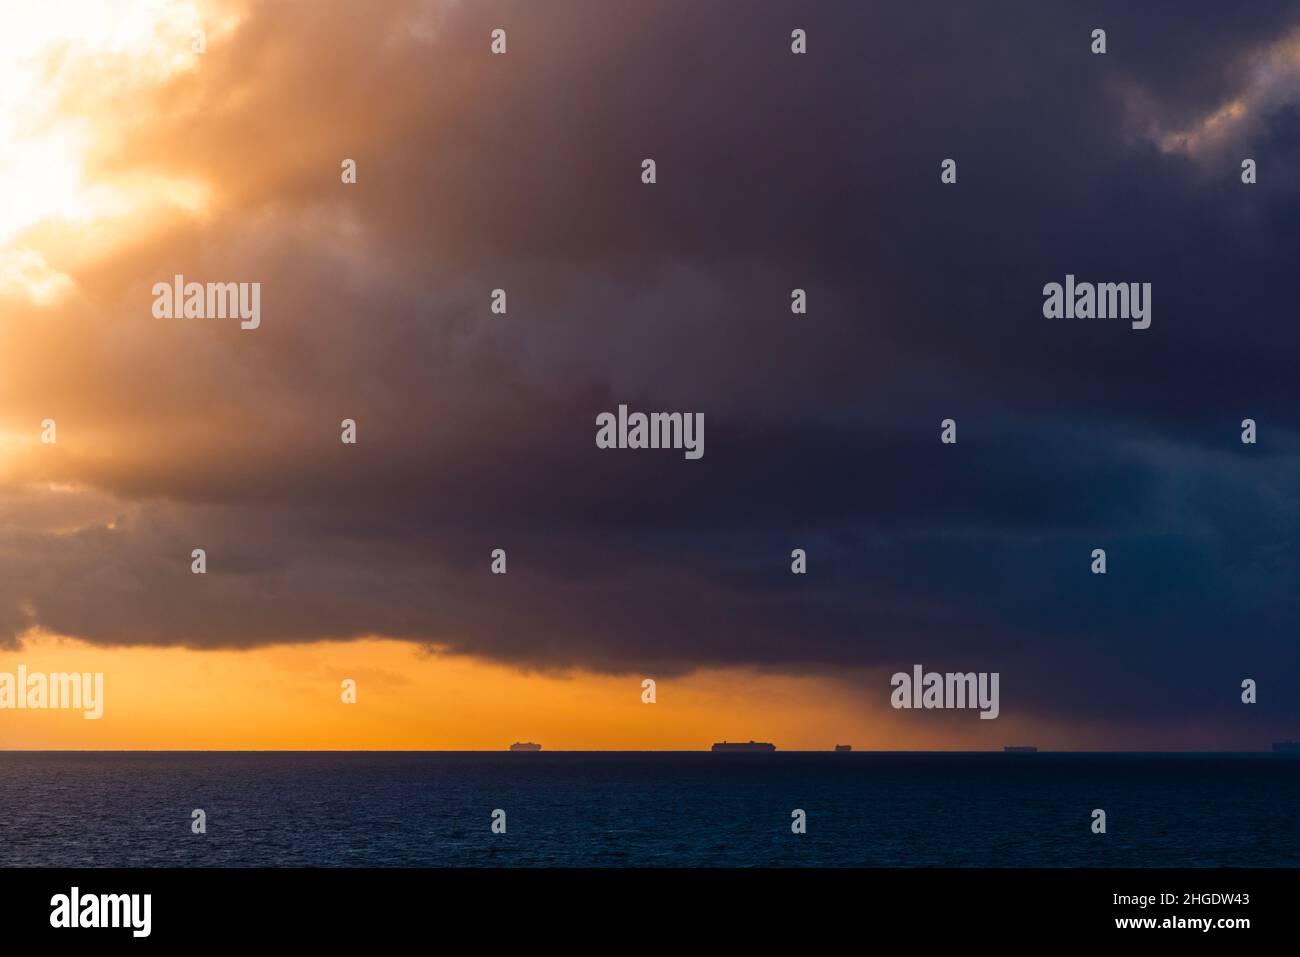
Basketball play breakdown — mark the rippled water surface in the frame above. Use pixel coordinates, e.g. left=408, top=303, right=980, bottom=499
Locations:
left=1, top=752, right=1295, bottom=867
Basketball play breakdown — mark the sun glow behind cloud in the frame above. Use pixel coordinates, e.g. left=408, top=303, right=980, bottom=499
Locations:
left=0, top=0, right=232, bottom=301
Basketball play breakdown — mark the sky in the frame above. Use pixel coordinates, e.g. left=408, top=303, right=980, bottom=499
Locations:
left=2, top=0, right=1299, bottom=750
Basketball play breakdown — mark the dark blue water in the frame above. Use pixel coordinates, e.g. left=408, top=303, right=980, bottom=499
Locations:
left=1, top=752, right=1295, bottom=867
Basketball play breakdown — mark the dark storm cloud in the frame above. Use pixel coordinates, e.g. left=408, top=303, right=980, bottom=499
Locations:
left=7, top=0, right=1300, bottom=739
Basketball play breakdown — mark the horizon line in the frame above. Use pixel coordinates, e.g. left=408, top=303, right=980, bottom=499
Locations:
left=0, top=747, right=1291, bottom=754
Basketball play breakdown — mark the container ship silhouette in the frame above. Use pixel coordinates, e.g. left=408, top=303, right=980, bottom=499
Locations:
left=834, top=744, right=852, bottom=752
left=711, top=740, right=776, bottom=752
left=1003, top=746, right=1038, bottom=753
left=509, top=742, right=542, bottom=752
left=1272, top=741, right=1300, bottom=754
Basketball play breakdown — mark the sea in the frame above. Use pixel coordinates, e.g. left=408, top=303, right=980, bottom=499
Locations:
left=0, top=752, right=1295, bottom=867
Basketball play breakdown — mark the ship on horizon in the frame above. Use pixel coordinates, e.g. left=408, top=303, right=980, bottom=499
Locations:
left=834, top=744, right=852, bottom=752
left=509, top=741, right=542, bottom=752
left=1272, top=741, right=1300, bottom=753
left=711, top=740, right=776, bottom=752
left=1003, top=746, right=1038, bottom=753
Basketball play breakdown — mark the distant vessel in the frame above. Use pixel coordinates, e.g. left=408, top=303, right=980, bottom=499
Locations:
left=711, top=740, right=776, bottom=752
left=1272, top=741, right=1300, bottom=753
left=509, top=742, right=542, bottom=752
left=834, top=744, right=852, bottom=752
left=1003, top=746, right=1038, bottom=753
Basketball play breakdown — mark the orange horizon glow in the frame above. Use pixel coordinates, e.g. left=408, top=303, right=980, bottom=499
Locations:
left=0, top=632, right=1140, bottom=752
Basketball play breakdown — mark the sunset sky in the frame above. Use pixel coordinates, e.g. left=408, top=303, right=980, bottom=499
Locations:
left=3, top=0, right=1300, bottom=750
